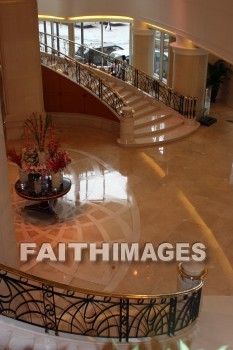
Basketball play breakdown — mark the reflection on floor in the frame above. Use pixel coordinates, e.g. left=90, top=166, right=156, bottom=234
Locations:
left=11, top=149, right=140, bottom=292
left=8, top=103, right=233, bottom=299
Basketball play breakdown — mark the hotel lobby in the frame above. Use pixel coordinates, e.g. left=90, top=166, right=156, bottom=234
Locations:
left=4, top=101, right=233, bottom=348
left=7, top=102, right=233, bottom=296
left=4, top=103, right=233, bottom=295
left=1, top=0, right=233, bottom=348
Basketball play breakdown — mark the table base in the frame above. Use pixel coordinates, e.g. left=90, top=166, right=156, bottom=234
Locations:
left=24, top=200, right=58, bottom=218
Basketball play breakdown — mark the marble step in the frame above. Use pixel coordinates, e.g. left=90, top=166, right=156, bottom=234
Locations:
left=104, top=84, right=136, bottom=102
left=134, top=105, right=160, bottom=119
left=134, top=116, right=184, bottom=137
left=100, top=76, right=200, bottom=146
left=118, top=123, right=200, bottom=146
left=105, top=81, right=125, bottom=93
left=128, top=99, right=151, bottom=112
left=118, top=89, right=134, bottom=98
left=116, top=89, right=142, bottom=104
left=134, top=112, right=173, bottom=128
left=125, top=94, right=142, bottom=105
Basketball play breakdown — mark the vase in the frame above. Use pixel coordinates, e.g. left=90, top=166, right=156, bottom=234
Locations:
left=51, top=171, right=61, bottom=191
left=41, top=176, right=49, bottom=193
left=34, top=176, right=42, bottom=194
left=18, top=168, right=28, bottom=188
left=60, top=171, right=63, bottom=184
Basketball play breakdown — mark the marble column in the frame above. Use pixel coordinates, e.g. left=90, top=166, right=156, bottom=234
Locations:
left=0, top=104, right=19, bottom=268
left=118, top=106, right=135, bottom=145
left=0, top=0, right=44, bottom=140
left=68, top=23, right=75, bottom=58
left=131, top=21, right=155, bottom=76
left=170, top=37, right=208, bottom=119
left=177, top=261, right=207, bottom=291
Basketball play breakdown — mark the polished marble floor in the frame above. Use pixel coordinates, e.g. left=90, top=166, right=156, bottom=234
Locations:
left=7, top=103, right=233, bottom=297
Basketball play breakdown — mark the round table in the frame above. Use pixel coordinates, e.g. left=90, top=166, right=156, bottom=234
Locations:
left=15, top=176, right=71, bottom=218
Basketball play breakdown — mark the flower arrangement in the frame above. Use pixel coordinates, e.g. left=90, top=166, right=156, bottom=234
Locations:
left=46, top=122, right=71, bottom=173
left=47, top=149, right=71, bottom=173
left=7, top=113, right=71, bottom=183
left=21, top=147, right=50, bottom=176
left=22, top=147, right=38, bottom=168
left=6, top=148, right=23, bottom=167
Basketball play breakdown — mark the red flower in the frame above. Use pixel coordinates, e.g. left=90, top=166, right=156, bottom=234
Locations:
left=47, top=150, right=71, bottom=173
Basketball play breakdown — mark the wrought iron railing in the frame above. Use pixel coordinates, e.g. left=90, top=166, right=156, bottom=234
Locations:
left=39, top=32, right=197, bottom=118
left=40, top=43, right=126, bottom=117
left=0, top=263, right=203, bottom=341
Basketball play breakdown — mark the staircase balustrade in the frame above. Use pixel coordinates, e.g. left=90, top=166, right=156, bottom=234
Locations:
left=39, top=32, right=197, bottom=119
left=0, top=263, right=203, bottom=341
left=40, top=42, right=126, bottom=117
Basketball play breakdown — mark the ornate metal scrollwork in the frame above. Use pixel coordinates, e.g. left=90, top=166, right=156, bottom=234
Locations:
left=40, top=44, right=126, bottom=117
left=0, top=264, right=203, bottom=341
left=39, top=32, right=196, bottom=119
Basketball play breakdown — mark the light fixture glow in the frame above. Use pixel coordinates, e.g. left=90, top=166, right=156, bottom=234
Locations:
left=68, top=15, right=133, bottom=22
left=140, top=152, right=166, bottom=178
left=38, top=15, right=65, bottom=20
left=38, top=14, right=133, bottom=23
left=177, top=190, right=233, bottom=281
left=146, top=23, right=175, bottom=36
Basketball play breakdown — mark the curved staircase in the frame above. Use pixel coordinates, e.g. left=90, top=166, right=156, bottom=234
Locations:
left=103, top=74, right=200, bottom=146
left=39, top=33, right=200, bottom=147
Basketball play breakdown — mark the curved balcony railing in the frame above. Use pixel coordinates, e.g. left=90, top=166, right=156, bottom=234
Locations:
left=39, top=32, right=197, bottom=119
left=40, top=43, right=126, bottom=117
left=0, top=263, right=203, bottom=341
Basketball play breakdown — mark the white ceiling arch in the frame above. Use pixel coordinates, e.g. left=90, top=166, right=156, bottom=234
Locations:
left=37, top=0, right=233, bottom=64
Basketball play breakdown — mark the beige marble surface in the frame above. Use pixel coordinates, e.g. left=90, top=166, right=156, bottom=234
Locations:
left=7, top=102, right=233, bottom=297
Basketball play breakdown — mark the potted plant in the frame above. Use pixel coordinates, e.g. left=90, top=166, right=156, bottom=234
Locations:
left=207, top=59, right=231, bottom=102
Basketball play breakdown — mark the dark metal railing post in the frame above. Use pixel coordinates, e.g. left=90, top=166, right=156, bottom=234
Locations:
left=133, top=68, right=138, bottom=88
left=155, top=80, right=160, bottom=100
left=99, top=79, right=103, bottom=99
left=179, top=95, right=184, bottom=115
left=194, top=98, right=197, bottom=118
left=186, top=97, right=190, bottom=118
left=76, top=61, right=80, bottom=84
left=120, top=298, right=130, bottom=342
left=42, top=284, right=58, bottom=335
left=43, top=28, right=48, bottom=53
left=191, top=98, right=194, bottom=119
left=188, top=98, right=191, bottom=118
left=168, top=89, right=172, bottom=106
left=168, top=297, right=177, bottom=336
left=55, top=22, right=60, bottom=56
left=183, top=97, right=187, bottom=117
left=192, top=289, right=202, bottom=321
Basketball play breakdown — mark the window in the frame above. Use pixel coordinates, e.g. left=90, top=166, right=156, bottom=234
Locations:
left=75, top=22, right=130, bottom=66
left=39, top=21, right=131, bottom=66
left=154, top=31, right=171, bottom=83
